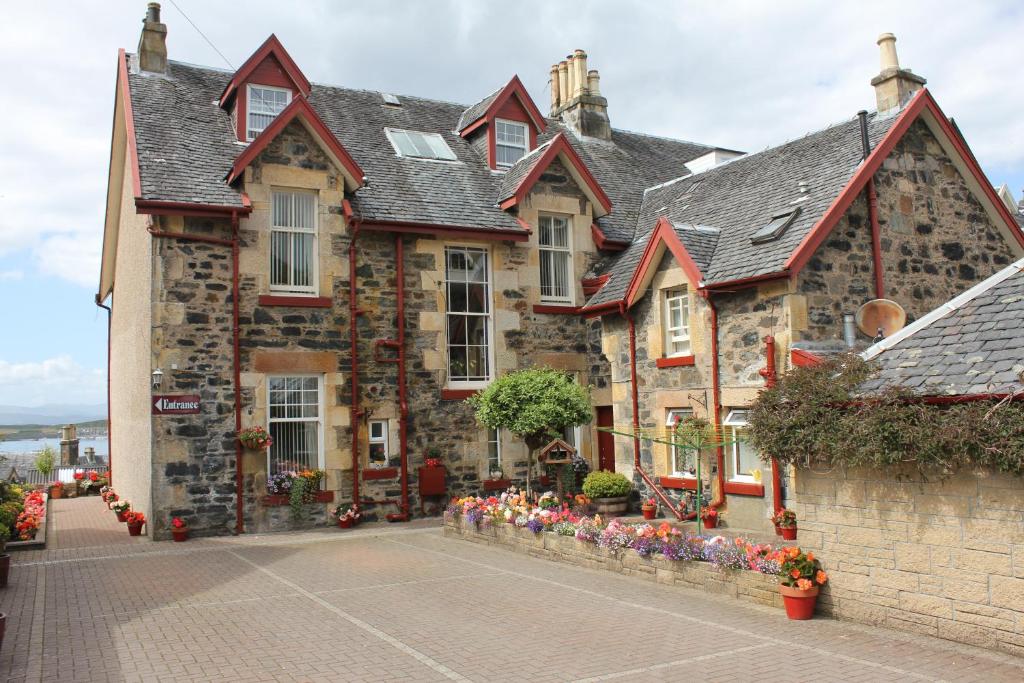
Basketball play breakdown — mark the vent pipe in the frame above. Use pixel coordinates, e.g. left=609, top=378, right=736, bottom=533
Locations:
left=843, top=313, right=858, bottom=347
left=858, top=110, right=871, bottom=160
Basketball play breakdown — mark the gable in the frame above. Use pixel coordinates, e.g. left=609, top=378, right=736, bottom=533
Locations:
left=498, top=134, right=611, bottom=218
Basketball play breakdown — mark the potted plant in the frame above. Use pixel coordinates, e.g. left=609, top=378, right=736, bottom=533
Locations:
left=0, top=526, right=10, bottom=588
left=700, top=505, right=719, bottom=529
left=641, top=497, right=657, bottom=520
left=333, top=505, right=361, bottom=529
left=50, top=481, right=64, bottom=499
left=67, top=471, right=83, bottom=498
left=170, top=517, right=189, bottom=542
left=112, top=499, right=131, bottom=522
left=105, top=492, right=119, bottom=509
left=772, top=508, right=798, bottom=540
left=124, top=511, right=146, bottom=536
left=778, top=546, right=828, bottom=620
left=239, top=425, right=273, bottom=451
left=425, top=448, right=443, bottom=468
left=582, top=471, right=632, bottom=515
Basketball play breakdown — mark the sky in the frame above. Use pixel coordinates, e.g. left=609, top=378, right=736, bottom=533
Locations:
left=0, top=0, right=1022, bottom=408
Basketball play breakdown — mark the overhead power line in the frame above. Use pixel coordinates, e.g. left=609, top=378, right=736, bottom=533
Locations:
left=166, top=0, right=234, bottom=70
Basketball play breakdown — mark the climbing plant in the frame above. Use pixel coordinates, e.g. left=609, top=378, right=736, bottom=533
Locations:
left=747, top=352, right=1024, bottom=476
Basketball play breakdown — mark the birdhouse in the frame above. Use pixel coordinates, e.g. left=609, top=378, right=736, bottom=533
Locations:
left=538, top=438, right=575, bottom=465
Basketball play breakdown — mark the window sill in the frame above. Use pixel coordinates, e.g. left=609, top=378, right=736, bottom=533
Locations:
left=656, top=355, right=695, bottom=368
left=258, top=295, right=331, bottom=308
left=724, top=481, right=765, bottom=497
left=533, top=304, right=580, bottom=314
left=659, top=476, right=697, bottom=490
left=483, top=478, right=512, bottom=491
left=362, top=467, right=398, bottom=481
left=441, top=389, right=479, bottom=400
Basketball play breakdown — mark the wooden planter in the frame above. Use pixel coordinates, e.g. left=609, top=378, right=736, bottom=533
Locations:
left=594, top=496, right=628, bottom=515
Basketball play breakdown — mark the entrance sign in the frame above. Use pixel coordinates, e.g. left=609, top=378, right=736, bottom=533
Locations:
left=152, top=395, right=201, bottom=415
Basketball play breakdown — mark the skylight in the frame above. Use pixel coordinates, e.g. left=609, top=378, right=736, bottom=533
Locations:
left=385, top=128, right=457, bottom=161
left=381, top=93, right=401, bottom=106
left=750, top=207, right=801, bottom=244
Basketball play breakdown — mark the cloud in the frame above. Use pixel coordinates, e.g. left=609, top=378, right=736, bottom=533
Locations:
left=0, top=270, right=23, bottom=281
left=0, top=356, right=105, bottom=407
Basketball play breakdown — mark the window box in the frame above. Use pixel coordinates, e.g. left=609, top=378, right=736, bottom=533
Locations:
left=483, top=478, right=511, bottom=492
left=362, top=467, right=398, bottom=481
left=656, top=355, right=695, bottom=368
left=418, top=466, right=447, bottom=496
left=441, top=389, right=477, bottom=401
left=723, top=481, right=765, bottom=497
left=258, top=295, right=332, bottom=308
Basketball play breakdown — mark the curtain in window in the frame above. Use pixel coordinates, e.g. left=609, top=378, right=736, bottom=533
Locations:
left=268, top=376, right=320, bottom=474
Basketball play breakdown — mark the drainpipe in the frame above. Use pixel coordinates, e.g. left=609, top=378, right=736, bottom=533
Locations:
left=343, top=200, right=363, bottom=512
left=859, top=110, right=885, bottom=299
left=385, top=233, right=410, bottom=521
left=758, top=335, right=784, bottom=514
left=95, top=296, right=112, bottom=486
left=618, top=302, right=685, bottom=521
left=698, top=291, right=726, bottom=511
left=146, top=221, right=243, bottom=533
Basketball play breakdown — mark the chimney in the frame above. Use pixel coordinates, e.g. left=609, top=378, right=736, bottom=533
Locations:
left=549, top=64, right=561, bottom=111
left=871, top=33, right=925, bottom=113
left=550, top=48, right=611, bottom=140
left=138, top=2, right=168, bottom=73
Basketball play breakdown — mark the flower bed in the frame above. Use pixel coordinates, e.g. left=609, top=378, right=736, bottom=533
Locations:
left=3, top=483, right=49, bottom=549
left=443, top=490, right=828, bottom=612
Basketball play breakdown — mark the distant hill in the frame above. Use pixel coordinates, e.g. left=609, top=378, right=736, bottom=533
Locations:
left=0, top=404, right=106, bottom=425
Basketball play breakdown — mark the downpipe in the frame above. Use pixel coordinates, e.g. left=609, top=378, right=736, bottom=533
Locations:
left=758, top=335, right=784, bottom=514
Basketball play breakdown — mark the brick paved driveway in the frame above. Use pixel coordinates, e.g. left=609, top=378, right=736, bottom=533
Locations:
left=3, top=504, right=1024, bottom=681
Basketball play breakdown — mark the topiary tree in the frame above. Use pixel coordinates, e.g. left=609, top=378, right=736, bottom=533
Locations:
left=467, top=368, right=592, bottom=495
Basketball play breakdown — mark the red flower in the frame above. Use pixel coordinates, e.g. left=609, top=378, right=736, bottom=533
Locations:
left=171, top=517, right=186, bottom=529
left=73, top=472, right=84, bottom=480
left=89, top=472, right=99, bottom=481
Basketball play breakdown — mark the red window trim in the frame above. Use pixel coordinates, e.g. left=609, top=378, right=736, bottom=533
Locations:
left=659, top=476, right=697, bottom=490
left=362, top=467, right=399, bottom=481
left=655, top=355, right=695, bottom=368
left=441, top=389, right=478, bottom=401
left=258, top=295, right=332, bottom=308
left=532, top=304, right=580, bottom=315
left=724, top=481, right=765, bottom=497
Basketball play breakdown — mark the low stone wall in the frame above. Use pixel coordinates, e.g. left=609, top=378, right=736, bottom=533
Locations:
left=443, top=518, right=784, bottom=610
left=793, top=465, right=1024, bottom=656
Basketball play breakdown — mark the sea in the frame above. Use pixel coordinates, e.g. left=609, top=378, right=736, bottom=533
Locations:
left=0, top=437, right=109, bottom=472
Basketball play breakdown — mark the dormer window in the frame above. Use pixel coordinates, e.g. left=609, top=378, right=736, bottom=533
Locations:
left=495, top=119, right=528, bottom=167
left=247, top=85, right=291, bottom=140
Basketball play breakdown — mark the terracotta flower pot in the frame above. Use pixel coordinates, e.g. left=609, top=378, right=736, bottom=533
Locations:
left=171, top=528, right=189, bottom=542
left=116, top=510, right=129, bottom=523
left=780, top=526, right=798, bottom=540
left=50, top=487, right=63, bottom=499
left=779, top=584, right=819, bottom=620
left=641, top=505, right=656, bottom=520
left=702, top=516, right=718, bottom=529
left=0, top=554, right=9, bottom=589
left=127, top=522, right=144, bottom=537
left=338, top=517, right=353, bottom=529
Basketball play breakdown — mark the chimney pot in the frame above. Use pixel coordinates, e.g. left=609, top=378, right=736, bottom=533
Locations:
left=551, top=49, right=610, bottom=140
left=557, top=61, right=569, bottom=112
left=138, top=2, right=168, bottom=73
left=549, top=64, right=561, bottom=113
left=877, top=32, right=899, bottom=72
left=573, top=49, right=588, bottom=99
left=145, top=2, right=161, bottom=24
left=566, top=54, right=577, bottom=104
left=870, top=32, right=925, bottom=113
left=587, top=70, right=601, bottom=98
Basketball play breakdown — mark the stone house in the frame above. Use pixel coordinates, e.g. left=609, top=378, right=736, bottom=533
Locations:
left=96, top=5, right=1024, bottom=538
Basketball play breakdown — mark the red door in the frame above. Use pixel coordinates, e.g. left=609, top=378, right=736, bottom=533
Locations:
left=596, top=406, right=615, bottom=472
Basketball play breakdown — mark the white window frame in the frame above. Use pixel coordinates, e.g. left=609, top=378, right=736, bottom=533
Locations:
left=538, top=214, right=574, bottom=304
left=663, top=289, right=691, bottom=357
left=368, top=419, right=391, bottom=467
left=487, top=428, right=502, bottom=474
left=723, top=409, right=758, bottom=482
left=495, top=118, right=528, bottom=167
left=266, top=374, right=325, bottom=475
left=666, top=408, right=695, bottom=478
left=270, top=189, right=319, bottom=296
left=247, top=84, right=291, bottom=141
left=444, top=245, right=494, bottom=388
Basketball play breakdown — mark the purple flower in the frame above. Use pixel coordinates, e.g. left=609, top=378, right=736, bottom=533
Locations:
left=526, top=518, right=544, bottom=534
left=631, top=537, right=659, bottom=557
left=464, top=508, right=483, bottom=525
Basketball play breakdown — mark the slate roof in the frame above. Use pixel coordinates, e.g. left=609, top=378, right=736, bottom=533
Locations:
left=455, top=88, right=500, bottom=133
left=126, top=55, right=712, bottom=237
left=585, top=110, right=901, bottom=307
left=859, top=257, right=1024, bottom=397
left=495, top=139, right=554, bottom=202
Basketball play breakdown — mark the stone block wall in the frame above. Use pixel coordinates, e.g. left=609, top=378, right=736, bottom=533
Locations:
left=792, top=465, right=1024, bottom=656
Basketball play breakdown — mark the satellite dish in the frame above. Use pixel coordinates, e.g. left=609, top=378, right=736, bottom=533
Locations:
left=856, top=299, right=906, bottom=339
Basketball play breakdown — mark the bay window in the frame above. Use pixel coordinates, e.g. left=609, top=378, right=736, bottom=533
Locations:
left=267, top=375, right=323, bottom=474
left=445, top=246, right=492, bottom=385
left=663, top=289, right=691, bottom=357
left=539, top=214, right=573, bottom=303
left=270, top=190, right=317, bottom=294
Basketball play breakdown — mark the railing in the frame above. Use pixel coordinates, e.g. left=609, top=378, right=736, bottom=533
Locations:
left=16, top=466, right=108, bottom=487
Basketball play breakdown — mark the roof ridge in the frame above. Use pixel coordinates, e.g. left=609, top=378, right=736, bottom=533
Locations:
left=862, top=255, right=1024, bottom=361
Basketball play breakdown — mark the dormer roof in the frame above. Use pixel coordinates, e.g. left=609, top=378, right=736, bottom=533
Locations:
left=456, top=75, right=547, bottom=136
left=219, top=34, right=311, bottom=108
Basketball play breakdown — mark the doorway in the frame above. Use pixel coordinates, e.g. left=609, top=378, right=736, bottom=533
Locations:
left=595, top=406, right=615, bottom=472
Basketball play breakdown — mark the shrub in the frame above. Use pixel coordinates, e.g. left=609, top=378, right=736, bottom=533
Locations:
left=582, top=471, right=631, bottom=499
left=34, top=445, right=56, bottom=478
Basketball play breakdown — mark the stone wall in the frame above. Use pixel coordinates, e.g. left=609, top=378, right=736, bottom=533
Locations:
left=443, top=516, right=784, bottom=609
left=792, top=465, right=1024, bottom=656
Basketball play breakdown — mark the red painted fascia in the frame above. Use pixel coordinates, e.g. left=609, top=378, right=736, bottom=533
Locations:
left=580, top=300, right=624, bottom=318
left=219, top=34, right=311, bottom=107
left=226, top=96, right=364, bottom=188
left=623, top=217, right=704, bottom=307
left=117, top=49, right=142, bottom=200
left=257, top=295, right=332, bottom=308
left=533, top=304, right=580, bottom=314
left=791, top=348, right=824, bottom=367
left=723, top=481, right=765, bottom=497
left=582, top=274, right=609, bottom=296
left=591, top=223, right=629, bottom=251
left=702, top=270, right=790, bottom=292
left=360, top=220, right=529, bottom=243
left=458, top=75, right=547, bottom=137
left=655, top=355, right=695, bottom=369
left=136, top=199, right=252, bottom=218
left=441, top=389, right=478, bottom=401
left=500, top=134, right=612, bottom=216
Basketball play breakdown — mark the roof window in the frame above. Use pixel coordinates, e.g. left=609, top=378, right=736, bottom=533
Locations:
left=381, top=93, right=401, bottom=106
left=385, top=128, right=457, bottom=161
left=750, top=207, right=801, bottom=244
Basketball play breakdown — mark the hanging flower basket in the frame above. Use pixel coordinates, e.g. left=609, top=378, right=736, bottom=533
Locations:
left=238, top=425, right=273, bottom=451
left=780, top=526, right=798, bottom=540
